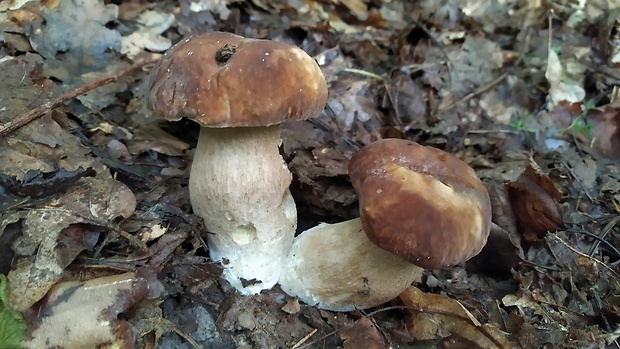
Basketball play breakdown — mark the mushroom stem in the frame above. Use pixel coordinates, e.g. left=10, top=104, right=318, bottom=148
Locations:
left=190, top=125, right=296, bottom=294
left=279, top=219, right=423, bottom=311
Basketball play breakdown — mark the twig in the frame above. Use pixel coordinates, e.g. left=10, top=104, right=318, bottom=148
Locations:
left=291, top=328, right=318, bottom=349
left=549, top=233, right=620, bottom=279
left=437, top=72, right=508, bottom=113
left=363, top=305, right=508, bottom=349
left=587, top=216, right=620, bottom=257
left=297, top=303, right=509, bottom=349
left=558, top=158, right=596, bottom=203
left=0, top=57, right=158, bottom=137
left=295, top=329, right=336, bottom=349
left=343, top=68, right=384, bottom=80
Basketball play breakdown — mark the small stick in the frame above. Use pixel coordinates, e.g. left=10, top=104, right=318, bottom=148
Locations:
left=343, top=68, right=384, bottom=80
left=295, top=329, right=336, bottom=349
left=549, top=234, right=620, bottom=279
left=437, top=72, right=508, bottom=113
left=0, top=57, right=158, bottom=137
left=291, top=328, right=318, bottom=349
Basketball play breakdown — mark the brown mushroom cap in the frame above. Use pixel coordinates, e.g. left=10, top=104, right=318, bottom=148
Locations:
left=146, top=32, right=328, bottom=127
left=348, top=139, right=491, bottom=269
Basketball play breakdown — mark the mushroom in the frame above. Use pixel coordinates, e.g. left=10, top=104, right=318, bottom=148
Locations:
left=279, top=139, right=492, bottom=311
left=146, top=32, right=328, bottom=293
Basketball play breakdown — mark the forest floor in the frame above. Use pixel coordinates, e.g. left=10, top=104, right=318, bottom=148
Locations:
left=1, top=0, right=620, bottom=348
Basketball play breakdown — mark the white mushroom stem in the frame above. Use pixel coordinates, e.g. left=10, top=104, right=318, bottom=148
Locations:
left=189, top=125, right=296, bottom=294
left=279, top=219, right=423, bottom=311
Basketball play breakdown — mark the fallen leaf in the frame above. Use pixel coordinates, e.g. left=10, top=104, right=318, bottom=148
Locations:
left=179, top=0, right=231, bottom=19
left=506, top=160, right=563, bottom=240
left=57, top=176, right=137, bottom=220
left=447, top=36, right=504, bottom=95
left=121, top=10, right=174, bottom=59
left=589, top=105, right=620, bottom=158
left=329, top=80, right=376, bottom=131
left=385, top=70, right=429, bottom=131
left=339, top=0, right=368, bottom=20
left=545, top=48, right=585, bottom=106
left=400, top=286, right=510, bottom=349
left=339, top=317, right=386, bottom=349
left=23, top=272, right=150, bottom=349
left=282, top=298, right=301, bottom=314
left=127, top=125, right=190, bottom=157
left=27, top=0, right=122, bottom=83
left=7, top=176, right=136, bottom=311
left=0, top=167, right=95, bottom=199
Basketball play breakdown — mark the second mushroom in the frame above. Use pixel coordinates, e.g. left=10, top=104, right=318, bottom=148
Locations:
left=279, top=139, right=492, bottom=311
left=146, top=32, right=328, bottom=293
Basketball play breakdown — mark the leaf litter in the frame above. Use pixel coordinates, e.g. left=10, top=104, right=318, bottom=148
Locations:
left=1, top=0, right=620, bottom=348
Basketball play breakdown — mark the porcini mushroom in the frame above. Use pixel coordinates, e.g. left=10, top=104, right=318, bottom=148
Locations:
left=146, top=32, right=328, bottom=293
left=279, top=139, right=491, bottom=311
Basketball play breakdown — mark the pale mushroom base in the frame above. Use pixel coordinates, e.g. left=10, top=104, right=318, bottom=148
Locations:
left=279, top=219, right=423, bottom=311
left=190, top=126, right=297, bottom=294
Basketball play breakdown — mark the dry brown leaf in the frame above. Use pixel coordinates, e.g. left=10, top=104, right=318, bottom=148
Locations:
left=24, top=272, right=150, bottom=349
left=329, top=80, right=376, bottom=131
left=506, top=160, right=563, bottom=241
left=120, top=10, right=173, bottom=59
left=545, top=47, right=585, bottom=106
left=385, top=70, right=429, bottom=131
left=7, top=176, right=136, bottom=311
left=127, top=125, right=190, bottom=157
left=589, top=105, right=620, bottom=158
left=339, top=317, right=386, bottom=349
left=57, top=176, right=137, bottom=220
left=282, top=298, right=301, bottom=314
left=399, top=286, right=510, bottom=349
left=502, top=292, right=547, bottom=319
left=339, top=0, right=368, bottom=20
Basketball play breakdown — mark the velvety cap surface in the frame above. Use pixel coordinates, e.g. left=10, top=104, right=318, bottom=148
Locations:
left=146, top=32, right=328, bottom=127
left=348, top=139, right=491, bottom=269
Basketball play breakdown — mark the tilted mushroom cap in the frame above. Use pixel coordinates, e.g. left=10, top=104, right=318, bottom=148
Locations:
left=348, top=139, right=491, bottom=269
left=146, top=32, right=328, bottom=127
